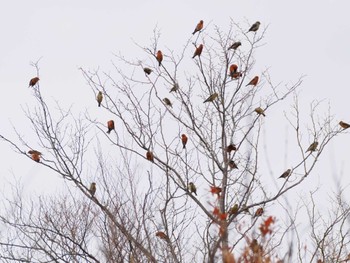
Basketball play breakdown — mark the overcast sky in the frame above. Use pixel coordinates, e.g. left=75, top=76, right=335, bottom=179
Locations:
left=1, top=0, right=349, bottom=249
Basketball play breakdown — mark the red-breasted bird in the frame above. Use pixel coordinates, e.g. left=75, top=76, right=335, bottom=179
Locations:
left=192, top=20, right=204, bottom=35
left=229, top=64, right=238, bottom=78
left=246, top=76, right=259, bottom=87
left=253, top=207, right=264, bottom=217
left=156, top=50, right=163, bottom=66
left=247, top=21, right=261, bottom=33
left=155, top=231, right=169, bottom=240
left=97, top=91, right=103, bottom=107
left=28, top=150, right=42, bottom=162
left=339, top=121, right=350, bottom=129
left=29, top=77, right=40, bottom=87
left=163, top=98, right=172, bottom=107
left=106, top=120, right=115, bottom=134
left=228, top=41, right=241, bottom=50
left=279, top=169, right=291, bottom=179
left=203, top=92, right=218, bottom=103
left=89, top=182, right=96, bottom=196
left=181, top=134, right=188, bottom=149
left=192, top=44, right=203, bottom=58
left=143, top=67, right=152, bottom=75
left=146, top=151, right=154, bottom=162
left=305, top=141, right=318, bottom=153
left=188, top=182, right=197, bottom=195
left=254, top=107, right=265, bottom=117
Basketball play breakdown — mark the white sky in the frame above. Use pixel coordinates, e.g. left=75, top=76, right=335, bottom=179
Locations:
left=0, top=0, right=349, bottom=256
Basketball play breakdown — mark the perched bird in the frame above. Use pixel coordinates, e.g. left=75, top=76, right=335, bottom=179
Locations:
left=96, top=91, right=103, bottom=107
left=228, top=160, right=238, bottom=170
left=192, top=44, right=203, bottom=58
left=155, top=231, right=169, bottom=240
left=231, top=72, right=242, bottom=79
left=279, top=169, right=291, bottom=179
left=156, top=50, right=163, bottom=66
left=192, top=20, right=204, bottom=35
left=228, top=41, right=241, bottom=50
left=146, top=151, right=154, bottom=162
left=339, top=121, right=350, bottom=129
left=247, top=21, right=261, bottom=33
left=306, top=141, right=318, bottom=153
left=203, top=92, right=218, bottom=103
left=188, top=182, right=197, bottom=195
left=106, top=120, right=115, bottom=134
left=28, top=150, right=42, bottom=162
left=229, top=204, right=239, bottom=215
left=254, top=107, right=266, bottom=117
left=181, top=134, right=188, bottom=149
left=225, top=144, right=237, bottom=153
left=229, top=64, right=238, bottom=78
left=89, top=182, right=96, bottom=196
left=246, top=76, right=259, bottom=87
left=250, top=239, right=262, bottom=254
left=170, top=83, right=179, bottom=93
left=143, top=67, right=152, bottom=75
left=29, top=77, right=40, bottom=87
left=163, top=98, right=172, bottom=107
left=253, top=207, right=264, bottom=217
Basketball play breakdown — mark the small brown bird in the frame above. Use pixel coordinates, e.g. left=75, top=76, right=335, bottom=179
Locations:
left=339, top=121, right=350, bottom=129
left=246, top=76, right=259, bottom=87
left=231, top=72, right=242, bottom=79
left=28, top=150, right=42, bottom=162
left=106, top=120, right=115, bottom=134
left=156, top=50, right=163, bottom=66
left=97, top=91, right=103, bottom=107
left=146, top=151, right=154, bottom=162
left=229, top=64, right=238, bottom=78
left=181, top=134, right=188, bottom=149
left=89, top=182, right=96, bottom=196
left=279, top=169, right=291, bottom=179
left=229, top=204, right=239, bottom=215
left=170, top=83, right=179, bottom=93
left=306, top=141, right=318, bottom=153
left=155, top=231, right=169, bottom=240
left=143, top=67, right=152, bottom=75
left=192, top=20, right=204, bottom=35
left=203, top=92, right=218, bottom=103
left=29, top=77, right=40, bottom=87
left=254, top=107, right=265, bottom=117
left=225, top=144, right=237, bottom=153
left=247, top=21, right=261, bottom=33
left=188, top=182, right=197, bottom=195
left=250, top=239, right=262, bottom=254
left=192, top=44, right=203, bottom=58
left=253, top=207, right=264, bottom=217
left=228, top=160, right=238, bottom=170
left=228, top=41, right=241, bottom=50
left=163, top=98, right=172, bottom=107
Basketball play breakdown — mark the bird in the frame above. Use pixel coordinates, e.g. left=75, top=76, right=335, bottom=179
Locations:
left=170, top=83, right=179, bottom=93
left=279, top=169, right=291, bottom=179
left=339, top=121, right=350, bottom=129
left=253, top=207, right=264, bottom=217
left=228, top=160, right=238, bottom=170
left=181, top=134, right=188, bottom=149
left=163, top=98, right=172, bottom=107
left=146, top=151, right=154, bottom=162
left=155, top=231, right=169, bottom=240
left=231, top=72, right=242, bottom=79
left=28, top=150, right=42, bottom=162
left=246, top=76, right=259, bottom=87
left=188, top=182, right=197, bottom=195
left=247, top=21, right=261, bottom=33
left=106, top=120, right=115, bottom=134
left=192, top=44, right=203, bottom=58
left=229, top=64, right=238, bottom=78
left=225, top=144, right=237, bottom=153
left=96, top=91, right=103, bottom=107
left=203, top=92, right=218, bottom=103
left=156, top=50, right=163, bottom=66
left=229, top=204, right=239, bottom=215
left=29, top=77, right=40, bottom=87
left=143, top=67, right=152, bottom=75
left=192, top=20, right=204, bottom=35
left=306, top=141, right=318, bottom=153
left=228, top=41, right=241, bottom=50
left=254, top=107, right=265, bottom=117
left=89, top=182, right=96, bottom=196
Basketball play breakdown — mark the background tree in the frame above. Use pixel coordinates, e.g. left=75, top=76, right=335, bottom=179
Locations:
left=0, top=21, right=348, bottom=262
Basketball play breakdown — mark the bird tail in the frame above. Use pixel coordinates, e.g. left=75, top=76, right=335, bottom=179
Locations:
left=106, top=130, right=110, bottom=134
